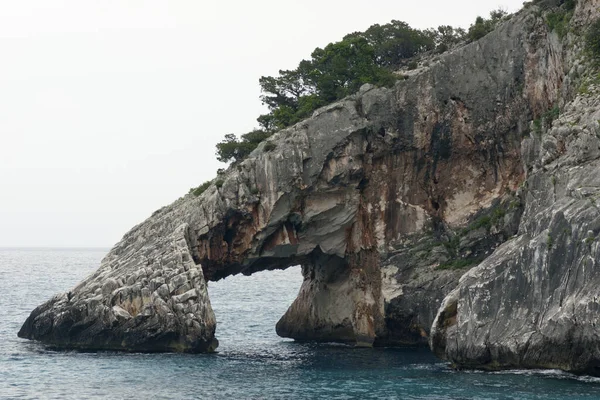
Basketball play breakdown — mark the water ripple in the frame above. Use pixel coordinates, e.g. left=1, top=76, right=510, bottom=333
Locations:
left=1, top=248, right=600, bottom=399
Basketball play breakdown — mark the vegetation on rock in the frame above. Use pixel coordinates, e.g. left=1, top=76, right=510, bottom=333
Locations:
left=215, top=130, right=272, bottom=164
left=190, top=181, right=212, bottom=197
left=467, top=9, right=508, bottom=41
left=587, top=18, right=600, bottom=61
left=213, top=9, right=509, bottom=166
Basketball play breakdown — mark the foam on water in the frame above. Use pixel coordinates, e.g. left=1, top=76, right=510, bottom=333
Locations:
left=1, top=248, right=600, bottom=399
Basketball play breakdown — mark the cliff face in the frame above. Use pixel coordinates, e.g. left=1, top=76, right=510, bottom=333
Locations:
left=431, top=0, right=600, bottom=375
left=18, top=0, right=600, bottom=374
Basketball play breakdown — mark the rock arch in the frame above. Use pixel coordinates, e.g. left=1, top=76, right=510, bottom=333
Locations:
left=19, top=15, right=538, bottom=351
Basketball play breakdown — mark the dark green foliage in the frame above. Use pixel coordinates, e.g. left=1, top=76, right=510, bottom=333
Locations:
left=426, top=25, right=466, bottom=53
left=545, top=10, right=573, bottom=38
left=190, top=181, right=212, bottom=197
left=215, top=130, right=273, bottom=164
left=216, top=18, right=460, bottom=165
left=263, top=142, right=277, bottom=152
left=561, top=0, right=576, bottom=11
left=543, top=106, right=560, bottom=127
left=509, top=199, right=522, bottom=210
left=443, top=235, right=461, bottom=258
left=547, top=234, right=554, bottom=249
left=587, top=19, right=600, bottom=61
left=437, top=257, right=482, bottom=270
left=462, top=204, right=507, bottom=234
left=258, top=33, right=401, bottom=130
left=471, top=215, right=492, bottom=231
left=531, top=106, right=560, bottom=136
left=533, top=118, right=542, bottom=134
left=255, top=20, right=463, bottom=133
left=215, top=179, right=224, bottom=189
left=213, top=8, right=506, bottom=166
left=468, top=17, right=492, bottom=41
left=491, top=207, right=506, bottom=224
left=467, top=9, right=508, bottom=42
left=544, top=0, right=578, bottom=38
left=347, top=20, right=435, bottom=67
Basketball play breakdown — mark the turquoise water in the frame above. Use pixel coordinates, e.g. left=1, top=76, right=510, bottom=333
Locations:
left=2, top=248, right=600, bottom=399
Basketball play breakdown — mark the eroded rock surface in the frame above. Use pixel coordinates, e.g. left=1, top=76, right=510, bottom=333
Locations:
left=19, top=224, right=217, bottom=352
left=19, top=0, right=600, bottom=362
left=431, top=0, right=600, bottom=375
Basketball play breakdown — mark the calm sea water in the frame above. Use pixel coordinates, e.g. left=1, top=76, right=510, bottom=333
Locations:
left=1, top=248, right=600, bottom=399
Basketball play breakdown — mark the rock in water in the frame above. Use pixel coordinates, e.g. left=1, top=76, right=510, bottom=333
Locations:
left=430, top=0, right=600, bottom=375
left=18, top=224, right=218, bottom=352
left=19, top=0, right=600, bottom=370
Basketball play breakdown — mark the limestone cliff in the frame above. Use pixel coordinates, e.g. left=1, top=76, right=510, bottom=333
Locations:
left=431, top=0, right=600, bottom=375
left=18, top=0, right=600, bottom=376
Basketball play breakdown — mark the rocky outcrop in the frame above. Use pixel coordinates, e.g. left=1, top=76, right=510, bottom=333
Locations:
left=431, top=0, right=600, bottom=375
left=19, top=0, right=600, bottom=367
left=18, top=224, right=218, bottom=352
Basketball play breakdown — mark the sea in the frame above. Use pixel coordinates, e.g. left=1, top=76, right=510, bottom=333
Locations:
left=1, top=248, right=600, bottom=399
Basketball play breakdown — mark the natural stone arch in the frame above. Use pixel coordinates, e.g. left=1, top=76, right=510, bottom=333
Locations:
left=19, top=94, right=391, bottom=351
left=18, top=15, right=537, bottom=351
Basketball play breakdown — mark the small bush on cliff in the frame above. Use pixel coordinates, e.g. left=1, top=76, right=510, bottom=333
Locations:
left=467, top=8, right=508, bottom=42
left=263, top=142, right=277, bottom=152
left=543, top=106, right=560, bottom=127
left=437, top=257, right=482, bottom=270
left=216, top=130, right=273, bottom=164
left=587, top=19, right=600, bottom=61
left=190, top=181, right=212, bottom=197
left=563, top=0, right=576, bottom=11
left=546, top=10, right=573, bottom=38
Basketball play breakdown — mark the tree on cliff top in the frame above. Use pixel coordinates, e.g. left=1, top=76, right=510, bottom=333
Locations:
left=467, top=8, right=508, bottom=41
left=214, top=12, right=505, bottom=165
left=257, top=35, right=398, bottom=131
left=215, top=130, right=272, bottom=164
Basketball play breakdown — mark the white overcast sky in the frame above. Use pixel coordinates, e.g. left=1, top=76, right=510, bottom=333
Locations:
left=0, top=0, right=525, bottom=247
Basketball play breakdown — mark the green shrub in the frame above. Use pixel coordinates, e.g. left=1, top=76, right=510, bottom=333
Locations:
left=533, top=118, right=542, bottom=134
left=490, top=207, right=506, bottom=224
left=543, top=105, right=560, bottom=127
left=263, top=142, right=277, bottom=152
left=545, top=10, right=572, bottom=38
left=215, top=179, right=224, bottom=189
left=216, top=130, right=273, bottom=164
left=437, top=258, right=481, bottom=270
left=563, top=0, right=576, bottom=11
left=467, top=9, right=507, bottom=42
left=471, top=215, right=492, bottom=231
left=190, top=181, right=212, bottom=197
left=587, top=19, right=600, bottom=61
left=468, top=17, right=491, bottom=41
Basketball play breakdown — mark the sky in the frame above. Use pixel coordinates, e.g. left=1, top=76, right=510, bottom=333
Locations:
left=0, top=0, right=526, bottom=247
